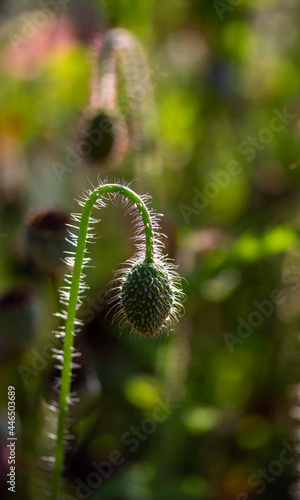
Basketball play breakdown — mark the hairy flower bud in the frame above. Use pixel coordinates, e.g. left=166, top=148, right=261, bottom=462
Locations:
left=121, top=260, right=173, bottom=337
left=111, top=252, right=185, bottom=338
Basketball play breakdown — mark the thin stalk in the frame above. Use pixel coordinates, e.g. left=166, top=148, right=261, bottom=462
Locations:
left=50, top=184, right=154, bottom=499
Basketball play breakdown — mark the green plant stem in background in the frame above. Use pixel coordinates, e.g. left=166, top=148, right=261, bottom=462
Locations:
left=50, top=184, right=155, bottom=500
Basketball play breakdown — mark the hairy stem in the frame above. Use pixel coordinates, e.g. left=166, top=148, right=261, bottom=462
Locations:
left=50, top=184, right=154, bottom=500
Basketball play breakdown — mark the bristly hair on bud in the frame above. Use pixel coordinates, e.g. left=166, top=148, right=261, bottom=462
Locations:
left=119, top=258, right=183, bottom=338
left=49, top=180, right=185, bottom=500
left=73, top=178, right=184, bottom=340
left=109, top=230, right=184, bottom=339
left=95, top=181, right=185, bottom=339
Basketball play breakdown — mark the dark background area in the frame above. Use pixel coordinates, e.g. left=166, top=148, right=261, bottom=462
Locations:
left=0, top=0, right=300, bottom=499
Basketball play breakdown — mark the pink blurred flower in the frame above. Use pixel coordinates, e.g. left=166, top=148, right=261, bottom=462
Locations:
left=1, top=13, right=77, bottom=79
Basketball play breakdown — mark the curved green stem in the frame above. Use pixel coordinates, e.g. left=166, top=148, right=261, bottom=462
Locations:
left=50, top=184, right=154, bottom=500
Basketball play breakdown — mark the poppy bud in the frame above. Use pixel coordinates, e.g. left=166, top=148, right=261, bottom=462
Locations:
left=121, top=260, right=173, bottom=337
left=79, top=109, right=129, bottom=168
left=117, top=256, right=184, bottom=339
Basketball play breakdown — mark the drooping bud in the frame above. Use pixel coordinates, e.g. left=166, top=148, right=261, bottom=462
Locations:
left=121, top=260, right=174, bottom=338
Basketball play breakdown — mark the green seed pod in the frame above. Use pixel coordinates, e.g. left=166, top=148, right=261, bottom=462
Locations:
left=121, top=260, right=174, bottom=337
